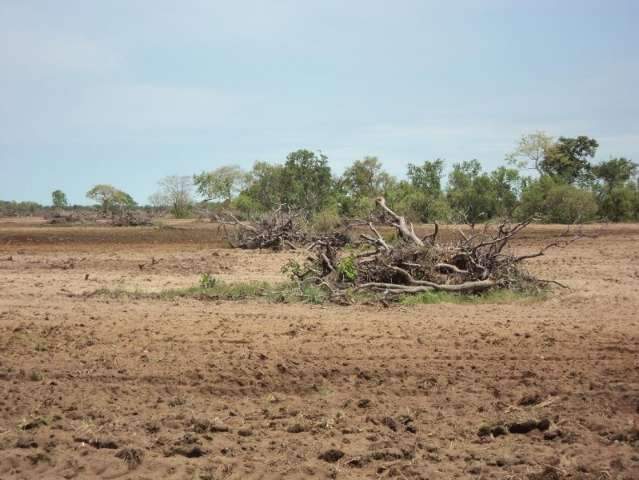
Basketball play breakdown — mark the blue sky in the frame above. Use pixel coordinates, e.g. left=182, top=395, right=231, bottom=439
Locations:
left=1, top=0, right=638, bottom=205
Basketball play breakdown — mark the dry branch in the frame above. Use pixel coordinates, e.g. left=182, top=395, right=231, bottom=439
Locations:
left=215, top=207, right=308, bottom=250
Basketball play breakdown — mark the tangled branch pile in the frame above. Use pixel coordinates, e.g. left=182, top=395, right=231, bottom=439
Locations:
left=296, top=197, right=575, bottom=299
left=215, top=207, right=309, bottom=250
left=111, top=210, right=154, bottom=227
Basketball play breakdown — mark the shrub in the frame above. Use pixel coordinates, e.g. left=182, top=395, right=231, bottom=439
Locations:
left=311, top=204, right=341, bottom=233
left=519, top=176, right=598, bottom=223
left=199, top=273, right=217, bottom=289
left=598, top=185, right=639, bottom=221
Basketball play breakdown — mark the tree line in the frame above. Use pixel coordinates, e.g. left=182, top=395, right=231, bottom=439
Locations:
left=2, top=132, right=638, bottom=224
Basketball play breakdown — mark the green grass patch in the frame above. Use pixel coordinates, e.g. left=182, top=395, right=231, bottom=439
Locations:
left=93, top=276, right=547, bottom=306
left=399, top=288, right=548, bottom=305
left=93, top=280, right=331, bottom=304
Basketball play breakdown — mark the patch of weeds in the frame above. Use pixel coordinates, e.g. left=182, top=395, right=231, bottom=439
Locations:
left=168, top=396, right=187, bottom=407
left=28, top=370, right=43, bottom=382
left=399, top=287, right=548, bottom=305
left=336, top=255, right=358, bottom=282
left=115, top=448, right=144, bottom=470
left=199, top=273, right=216, bottom=289
left=27, top=452, right=51, bottom=465
left=93, top=279, right=547, bottom=306
left=281, top=259, right=304, bottom=279
left=18, top=416, right=49, bottom=431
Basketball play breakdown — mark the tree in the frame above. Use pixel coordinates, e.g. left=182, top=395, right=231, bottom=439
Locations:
left=592, top=158, right=638, bottom=221
left=407, top=159, right=445, bottom=197
left=447, top=160, right=497, bottom=225
left=86, top=185, right=136, bottom=214
left=155, top=176, right=193, bottom=218
left=340, top=156, right=393, bottom=199
left=489, top=166, right=522, bottom=216
left=518, top=175, right=598, bottom=223
left=51, top=190, right=68, bottom=208
left=592, top=157, right=638, bottom=192
left=506, top=131, right=554, bottom=174
left=335, top=156, right=395, bottom=217
left=540, top=136, right=598, bottom=184
left=280, top=149, right=334, bottom=214
left=598, top=185, right=639, bottom=221
left=240, top=161, right=286, bottom=213
left=193, top=166, right=247, bottom=204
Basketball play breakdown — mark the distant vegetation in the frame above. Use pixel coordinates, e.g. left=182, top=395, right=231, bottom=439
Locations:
left=1, top=132, right=638, bottom=223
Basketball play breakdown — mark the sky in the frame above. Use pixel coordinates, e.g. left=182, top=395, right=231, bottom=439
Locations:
left=1, top=0, right=638, bottom=205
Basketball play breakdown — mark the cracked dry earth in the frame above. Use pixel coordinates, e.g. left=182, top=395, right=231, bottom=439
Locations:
left=0, top=220, right=638, bottom=480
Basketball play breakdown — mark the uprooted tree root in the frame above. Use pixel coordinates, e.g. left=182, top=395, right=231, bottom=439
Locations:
left=292, top=197, right=579, bottom=302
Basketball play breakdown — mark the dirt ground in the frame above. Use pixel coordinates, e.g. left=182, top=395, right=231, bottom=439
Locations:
left=0, top=219, right=638, bottom=480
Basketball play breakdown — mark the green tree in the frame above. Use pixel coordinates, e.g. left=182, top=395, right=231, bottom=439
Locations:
left=407, top=159, right=444, bottom=197
left=592, top=158, right=638, bottom=220
left=193, top=166, right=247, bottom=204
left=540, top=136, right=598, bottom=184
left=399, top=159, right=451, bottom=222
left=592, top=157, right=637, bottom=192
left=51, top=190, right=68, bottom=208
left=489, top=166, right=522, bottom=216
left=280, top=149, right=334, bottom=214
left=518, top=175, right=598, bottom=223
left=340, top=156, right=393, bottom=199
left=598, top=185, right=639, bottom=221
left=447, top=160, right=497, bottom=225
left=241, top=161, right=286, bottom=212
left=336, top=156, right=395, bottom=217
left=86, top=185, right=136, bottom=214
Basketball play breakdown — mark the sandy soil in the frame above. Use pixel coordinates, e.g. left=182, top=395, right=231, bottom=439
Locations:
left=0, top=220, right=638, bottom=479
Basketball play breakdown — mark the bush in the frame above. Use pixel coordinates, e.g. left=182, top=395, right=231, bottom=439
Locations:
left=519, top=176, right=598, bottom=223
left=311, top=204, right=342, bottom=233
left=598, top=185, right=639, bottom=221
left=393, top=191, right=452, bottom=223
left=231, top=192, right=264, bottom=220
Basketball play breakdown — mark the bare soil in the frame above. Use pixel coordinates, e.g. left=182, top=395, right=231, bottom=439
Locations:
left=0, top=220, right=638, bottom=479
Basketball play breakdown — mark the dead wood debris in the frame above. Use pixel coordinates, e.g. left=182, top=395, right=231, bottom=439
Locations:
left=293, top=197, right=580, bottom=300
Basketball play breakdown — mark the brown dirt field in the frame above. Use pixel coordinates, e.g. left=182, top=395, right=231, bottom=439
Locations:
left=0, top=220, right=638, bottom=479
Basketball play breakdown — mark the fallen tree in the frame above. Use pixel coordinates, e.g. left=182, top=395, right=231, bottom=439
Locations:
left=290, top=197, right=578, bottom=300
left=111, top=210, right=154, bottom=227
left=215, top=206, right=309, bottom=250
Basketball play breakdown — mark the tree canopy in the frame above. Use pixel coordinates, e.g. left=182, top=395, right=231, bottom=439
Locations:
left=86, top=185, right=136, bottom=214
left=51, top=190, right=68, bottom=208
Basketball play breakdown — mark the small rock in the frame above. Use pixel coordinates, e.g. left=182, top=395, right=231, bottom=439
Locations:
left=238, top=428, right=253, bottom=437
left=478, top=424, right=507, bottom=437
left=537, top=418, right=551, bottom=431
left=543, top=429, right=562, bottom=441
left=357, top=399, right=371, bottom=408
left=287, top=423, right=305, bottom=434
left=468, top=464, right=482, bottom=475
left=16, top=438, right=38, bottom=449
left=210, top=422, right=230, bottom=433
left=509, top=420, right=539, bottom=434
left=166, top=446, right=207, bottom=458
left=319, top=449, right=345, bottom=463
left=518, top=394, right=542, bottom=406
